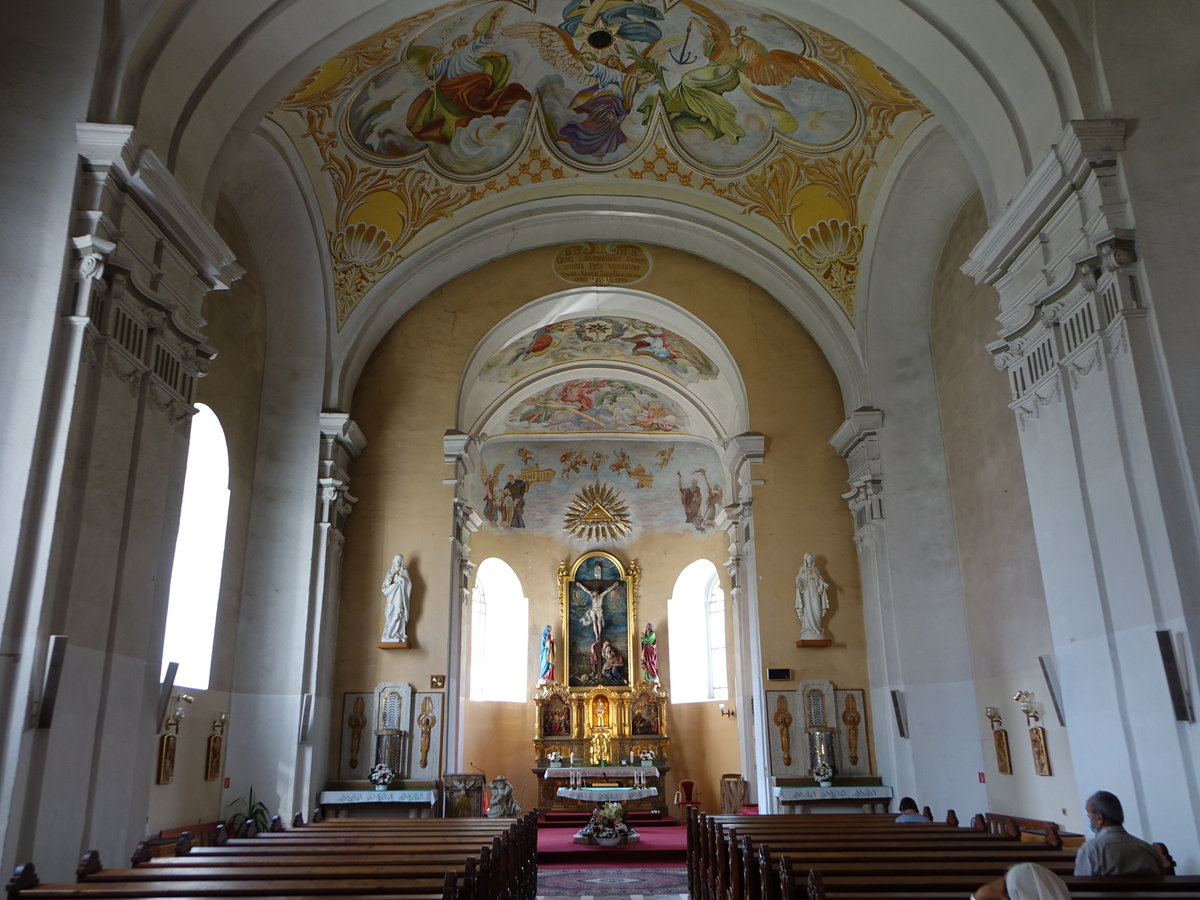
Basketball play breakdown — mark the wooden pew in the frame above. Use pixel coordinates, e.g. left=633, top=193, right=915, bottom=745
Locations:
left=8, top=813, right=536, bottom=900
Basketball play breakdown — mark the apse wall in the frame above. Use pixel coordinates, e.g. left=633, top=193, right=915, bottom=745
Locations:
left=929, top=193, right=1081, bottom=828
left=338, top=244, right=870, bottom=810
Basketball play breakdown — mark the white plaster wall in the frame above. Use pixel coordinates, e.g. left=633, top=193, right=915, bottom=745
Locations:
left=856, top=126, right=988, bottom=818
left=217, top=131, right=330, bottom=823
left=0, top=5, right=105, bottom=873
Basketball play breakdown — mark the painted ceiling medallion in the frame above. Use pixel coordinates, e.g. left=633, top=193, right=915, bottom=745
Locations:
left=564, top=482, right=632, bottom=541
left=270, top=0, right=929, bottom=325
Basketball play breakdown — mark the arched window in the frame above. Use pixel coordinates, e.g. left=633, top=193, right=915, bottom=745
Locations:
left=469, top=558, right=529, bottom=702
left=161, top=404, right=229, bottom=691
left=668, top=559, right=728, bottom=703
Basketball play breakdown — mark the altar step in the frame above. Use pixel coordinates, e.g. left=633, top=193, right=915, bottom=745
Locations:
left=536, top=820, right=687, bottom=865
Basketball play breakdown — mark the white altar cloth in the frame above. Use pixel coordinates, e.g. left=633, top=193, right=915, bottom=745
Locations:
left=318, top=789, right=438, bottom=805
left=772, top=785, right=892, bottom=802
left=557, top=786, right=659, bottom=802
left=544, top=766, right=658, bottom=779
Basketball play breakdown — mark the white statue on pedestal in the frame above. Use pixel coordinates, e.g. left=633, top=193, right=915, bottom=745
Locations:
left=381, top=555, right=411, bottom=643
left=795, top=553, right=829, bottom=640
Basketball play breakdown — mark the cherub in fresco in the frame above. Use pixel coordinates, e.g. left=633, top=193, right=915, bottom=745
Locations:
left=560, top=449, right=587, bottom=477
left=633, top=401, right=677, bottom=431
left=404, top=6, right=532, bottom=145
left=507, top=326, right=555, bottom=364
left=656, top=445, right=675, bottom=468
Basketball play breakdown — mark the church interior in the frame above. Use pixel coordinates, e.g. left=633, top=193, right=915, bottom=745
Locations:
left=3, top=0, right=1200, bottom=883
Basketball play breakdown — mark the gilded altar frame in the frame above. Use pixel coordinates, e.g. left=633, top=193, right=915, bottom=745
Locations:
left=559, top=551, right=639, bottom=690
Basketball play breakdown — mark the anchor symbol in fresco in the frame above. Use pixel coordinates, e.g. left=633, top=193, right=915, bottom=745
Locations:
left=669, top=21, right=698, bottom=66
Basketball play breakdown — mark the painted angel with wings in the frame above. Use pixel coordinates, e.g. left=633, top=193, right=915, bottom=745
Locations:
left=680, top=0, right=848, bottom=134
left=503, top=21, right=680, bottom=159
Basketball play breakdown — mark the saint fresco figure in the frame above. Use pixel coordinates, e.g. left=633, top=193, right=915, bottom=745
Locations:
left=381, top=554, right=412, bottom=643
left=640, top=622, right=659, bottom=682
left=795, top=553, right=830, bottom=640
left=538, top=625, right=555, bottom=683
left=678, top=471, right=704, bottom=531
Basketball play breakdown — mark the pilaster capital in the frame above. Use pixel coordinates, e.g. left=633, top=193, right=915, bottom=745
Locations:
left=722, top=432, right=764, bottom=504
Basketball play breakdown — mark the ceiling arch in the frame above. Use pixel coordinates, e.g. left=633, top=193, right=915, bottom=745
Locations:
left=458, top=288, right=748, bottom=442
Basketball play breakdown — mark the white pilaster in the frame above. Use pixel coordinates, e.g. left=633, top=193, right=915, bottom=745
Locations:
left=966, top=119, right=1200, bottom=864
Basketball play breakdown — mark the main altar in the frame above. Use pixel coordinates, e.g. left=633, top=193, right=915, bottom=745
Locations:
left=532, top=552, right=671, bottom=813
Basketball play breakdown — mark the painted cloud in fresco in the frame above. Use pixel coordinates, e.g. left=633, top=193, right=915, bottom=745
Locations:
left=484, top=316, right=718, bottom=385
left=473, top=439, right=724, bottom=536
left=506, top=378, right=688, bottom=433
left=344, top=0, right=858, bottom=174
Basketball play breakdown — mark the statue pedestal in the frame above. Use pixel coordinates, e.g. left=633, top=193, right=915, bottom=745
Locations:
left=377, top=641, right=410, bottom=649
left=796, top=638, right=831, bottom=647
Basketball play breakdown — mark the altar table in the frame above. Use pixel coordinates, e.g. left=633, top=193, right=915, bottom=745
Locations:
left=317, top=788, right=438, bottom=818
left=535, top=766, right=668, bottom=814
left=556, top=786, right=659, bottom=844
left=771, top=783, right=893, bottom=814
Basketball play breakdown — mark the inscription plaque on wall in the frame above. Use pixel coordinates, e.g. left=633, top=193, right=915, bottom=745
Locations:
left=553, top=242, right=650, bottom=285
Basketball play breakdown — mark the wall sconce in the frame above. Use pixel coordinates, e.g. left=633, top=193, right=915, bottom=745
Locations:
left=719, top=703, right=736, bottom=718
left=984, top=706, right=1003, bottom=731
left=212, top=711, right=227, bottom=735
left=1013, top=690, right=1040, bottom=727
left=164, top=692, right=195, bottom=734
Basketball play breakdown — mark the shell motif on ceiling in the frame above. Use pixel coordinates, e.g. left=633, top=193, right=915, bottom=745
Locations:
left=270, top=0, right=929, bottom=327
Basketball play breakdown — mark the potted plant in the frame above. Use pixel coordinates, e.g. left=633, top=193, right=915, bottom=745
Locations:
left=813, top=761, right=834, bottom=787
left=638, top=749, right=655, bottom=767
left=225, top=787, right=271, bottom=836
left=369, top=763, right=394, bottom=791
left=589, top=801, right=630, bottom=847
left=545, top=750, right=563, bottom=768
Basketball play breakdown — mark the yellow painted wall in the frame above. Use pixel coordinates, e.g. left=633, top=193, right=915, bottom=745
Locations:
left=339, top=244, right=869, bottom=805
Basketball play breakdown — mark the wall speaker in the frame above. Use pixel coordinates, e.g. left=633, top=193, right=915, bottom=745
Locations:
left=35, top=635, right=68, bottom=729
left=767, top=668, right=791, bottom=680
left=1157, top=630, right=1194, bottom=722
left=890, top=689, right=908, bottom=738
left=1038, top=654, right=1067, bottom=726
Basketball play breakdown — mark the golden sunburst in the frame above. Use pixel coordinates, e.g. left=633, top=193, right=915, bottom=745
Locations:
left=563, top=482, right=632, bottom=542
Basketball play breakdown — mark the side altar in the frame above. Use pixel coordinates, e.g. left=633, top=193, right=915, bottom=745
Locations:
left=532, top=552, right=671, bottom=813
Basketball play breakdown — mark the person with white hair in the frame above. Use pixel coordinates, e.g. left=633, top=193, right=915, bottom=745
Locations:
left=1075, top=790, right=1165, bottom=875
left=970, top=863, right=1069, bottom=900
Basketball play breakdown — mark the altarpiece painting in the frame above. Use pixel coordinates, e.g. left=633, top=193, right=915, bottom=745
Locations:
left=560, top=552, right=638, bottom=689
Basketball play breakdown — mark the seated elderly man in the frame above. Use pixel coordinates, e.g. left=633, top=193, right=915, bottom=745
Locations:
left=1074, top=790, right=1164, bottom=875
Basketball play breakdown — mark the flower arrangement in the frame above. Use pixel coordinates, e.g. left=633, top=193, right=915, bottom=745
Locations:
left=589, top=801, right=630, bottom=838
left=638, top=749, right=655, bottom=762
left=369, top=763, right=394, bottom=787
left=545, top=750, right=563, bottom=763
left=812, top=761, right=834, bottom=783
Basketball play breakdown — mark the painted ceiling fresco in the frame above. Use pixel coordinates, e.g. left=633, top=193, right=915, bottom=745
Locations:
left=506, top=377, right=688, bottom=433
left=483, top=315, right=717, bottom=384
left=474, top=438, right=723, bottom=537
left=271, top=0, right=929, bottom=327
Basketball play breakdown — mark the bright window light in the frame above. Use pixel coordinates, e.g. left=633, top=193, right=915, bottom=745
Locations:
left=161, top=404, right=229, bottom=690
left=469, top=558, right=529, bottom=702
left=668, top=559, right=727, bottom=702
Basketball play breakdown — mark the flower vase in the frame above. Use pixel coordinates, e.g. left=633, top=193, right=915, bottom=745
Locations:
left=594, top=835, right=621, bottom=847
left=818, top=780, right=832, bottom=787
left=374, top=784, right=387, bottom=791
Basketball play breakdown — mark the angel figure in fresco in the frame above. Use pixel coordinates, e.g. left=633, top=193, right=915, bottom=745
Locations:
left=480, top=463, right=504, bottom=523
left=698, top=468, right=723, bottom=528
left=636, top=0, right=847, bottom=143
left=503, top=21, right=681, bottom=159
left=404, top=6, right=532, bottom=145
